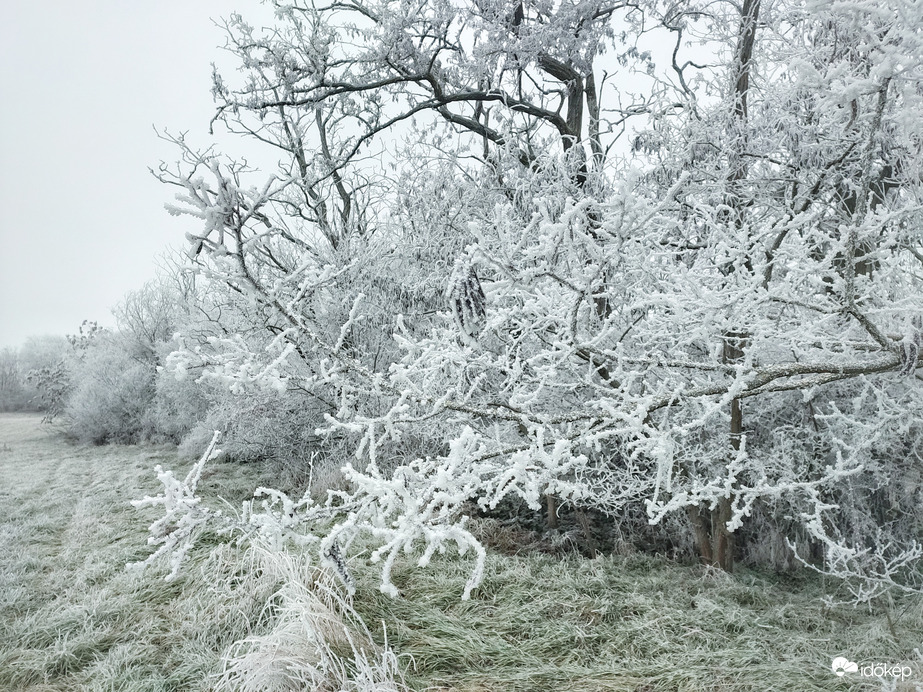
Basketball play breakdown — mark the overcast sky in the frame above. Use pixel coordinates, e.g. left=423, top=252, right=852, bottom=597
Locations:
left=0, top=3, right=672, bottom=351
left=0, top=1, right=273, bottom=349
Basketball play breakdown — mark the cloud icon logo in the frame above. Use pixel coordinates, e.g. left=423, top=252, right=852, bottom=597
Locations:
left=832, top=657, right=859, bottom=676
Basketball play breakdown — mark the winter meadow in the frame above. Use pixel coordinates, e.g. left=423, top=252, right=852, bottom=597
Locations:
left=3, top=0, right=923, bottom=688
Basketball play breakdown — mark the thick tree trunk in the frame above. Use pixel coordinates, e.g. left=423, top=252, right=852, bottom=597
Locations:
left=687, top=506, right=714, bottom=565
left=717, top=336, right=747, bottom=573
left=688, top=498, right=735, bottom=571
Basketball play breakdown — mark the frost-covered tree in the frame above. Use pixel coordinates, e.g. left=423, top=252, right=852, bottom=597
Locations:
left=0, top=348, right=30, bottom=412
left=25, top=323, right=103, bottom=423
left=148, top=0, right=923, bottom=600
left=114, top=277, right=189, bottom=364
left=0, top=336, right=71, bottom=413
left=64, top=332, right=157, bottom=445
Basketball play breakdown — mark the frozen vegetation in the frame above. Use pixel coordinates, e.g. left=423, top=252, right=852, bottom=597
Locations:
left=3, top=413, right=923, bottom=690
left=4, top=0, right=923, bottom=687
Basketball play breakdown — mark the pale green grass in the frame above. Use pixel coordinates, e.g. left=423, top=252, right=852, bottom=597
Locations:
left=350, top=536, right=923, bottom=691
left=3, top=412, right=923, bottom=691
left=0, top=413, right=277, bottom=691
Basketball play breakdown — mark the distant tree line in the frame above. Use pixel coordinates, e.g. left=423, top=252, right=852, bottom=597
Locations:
left=0, top=336, right=69, bottom=413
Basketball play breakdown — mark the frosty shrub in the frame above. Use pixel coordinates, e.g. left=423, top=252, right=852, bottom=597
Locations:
left=143, top=0, right=923, bottom=603
left=0, top=348, right=33, bottom=413
left=16, top=336, right=70, bottom=412
left=148, top=368, right=212, bottom=445
left=64, top=333, right=156, bottom=445
left=0, top=340, right=66, bottom=413
left=22, top=331, right=88, bottom=422
left=176, top=386, right=337, bottom=491
left=113, top=278, right=185, bottom=363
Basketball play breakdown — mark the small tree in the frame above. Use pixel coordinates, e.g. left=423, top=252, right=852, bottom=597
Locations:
left=114, top=278, right=186, bottom=363
left=0, top=348, right=29, bottom=412
left=63, top=333, right=157, bottom=445
left=25, top=323, right=101, bottom=422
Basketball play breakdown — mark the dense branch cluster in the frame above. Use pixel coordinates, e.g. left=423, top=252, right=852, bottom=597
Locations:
left=138, top=0, right=923, bottom=602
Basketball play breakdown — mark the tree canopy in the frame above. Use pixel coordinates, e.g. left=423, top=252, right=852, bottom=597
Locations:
left=148, top=0, right=923, bottom=602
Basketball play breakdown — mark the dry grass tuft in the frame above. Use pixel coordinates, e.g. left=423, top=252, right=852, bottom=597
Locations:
left=214, top=544, right=406, bottom=692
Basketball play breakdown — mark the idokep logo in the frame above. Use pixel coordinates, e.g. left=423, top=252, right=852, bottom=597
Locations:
left=831, top=657, right=914, bottom=681
left=832, top=657, right=858, bottom=676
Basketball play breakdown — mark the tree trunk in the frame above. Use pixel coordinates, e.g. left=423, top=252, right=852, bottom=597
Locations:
left=689, top=0, right=761, bottom=572
left=687, top=506, right=714, bottom=565
left=545, top=493, right=558, bottom=530
left=574, top=507, right=599, bottom=556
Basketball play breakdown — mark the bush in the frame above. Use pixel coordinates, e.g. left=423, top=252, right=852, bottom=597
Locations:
left=0, top=348, right=31, bottom=412
left=0, top=336, right=70, bottom=414
left=146, top=348, right=214, bottom=444
left=178, top=388, right=338, bottom=492
left=63, top=335, right=156, bottom=445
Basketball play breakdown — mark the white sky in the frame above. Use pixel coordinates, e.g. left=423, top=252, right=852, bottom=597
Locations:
left=0, top=1, right=274, bottom=349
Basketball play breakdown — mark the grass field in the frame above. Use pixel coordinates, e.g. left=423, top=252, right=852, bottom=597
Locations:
left=0, top=413, right=277, bottom=691
left=2, top=412, right=922, bottom=691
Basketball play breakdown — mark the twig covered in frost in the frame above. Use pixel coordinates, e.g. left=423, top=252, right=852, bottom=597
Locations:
left=129, top=431, right=228, bottom=579
left=789, top=531, right=923, bottom=605
left=131, top=425, right=493, bottom=598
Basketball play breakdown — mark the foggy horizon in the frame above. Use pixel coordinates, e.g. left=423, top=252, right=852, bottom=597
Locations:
left=0, top=1, right=274, bottom=350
